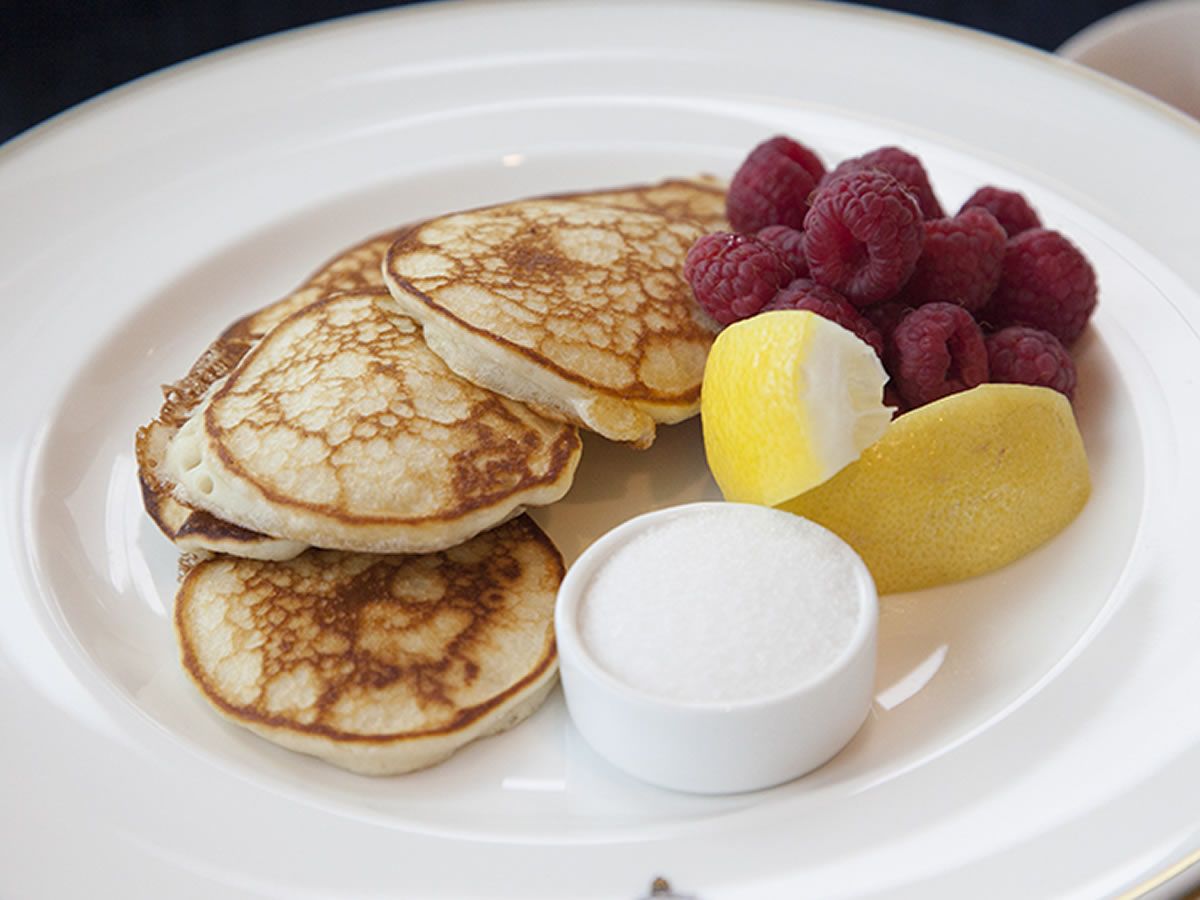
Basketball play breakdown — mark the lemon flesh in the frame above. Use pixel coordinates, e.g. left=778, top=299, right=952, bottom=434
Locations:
left=701, top=311, right=892, bottom=506
left=779, top=383, right=1091, bottom=594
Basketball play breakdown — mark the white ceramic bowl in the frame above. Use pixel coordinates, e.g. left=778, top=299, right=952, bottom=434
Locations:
left=1059, top=0, right=1200, bottom=119
left=555, top=502, right=879, bottom=794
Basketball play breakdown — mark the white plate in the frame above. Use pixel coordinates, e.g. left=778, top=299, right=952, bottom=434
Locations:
left=1058, top=0, right=1200, bottom=120
left=5, top=2, right=1200, bottom=897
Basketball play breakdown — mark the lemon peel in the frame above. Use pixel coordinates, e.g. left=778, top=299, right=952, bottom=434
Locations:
left=778, top=383, right=1091, bottom=594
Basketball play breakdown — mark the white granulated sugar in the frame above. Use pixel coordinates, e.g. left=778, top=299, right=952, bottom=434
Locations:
left=579, top=506, right=864, bottom=705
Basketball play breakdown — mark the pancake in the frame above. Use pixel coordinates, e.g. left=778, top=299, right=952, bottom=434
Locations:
left=162, top=289, right=581, bottom=555
left=174, top=515, right=561, bottom=775
left=571, top=176, right=728, bottom=230
left=383, top=198, right=720, bottom=448
left=138, top=175, right=724, bottom=554
left=137, top=229, right=404, bottom=560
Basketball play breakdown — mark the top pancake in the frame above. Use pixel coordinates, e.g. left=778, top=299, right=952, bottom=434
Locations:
left=570, top=176, right=728, bottom=230
left=136, top=229, right=405, bottom=560
left=137, top=176, right=725, bottom=556
left=162, top=289, right=581, bottom=555
left=383, top=198, right=720, bottom=448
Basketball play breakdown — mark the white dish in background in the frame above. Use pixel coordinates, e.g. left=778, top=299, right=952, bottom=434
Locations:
left=3, top=1, right=1200, bottom=898
left=1059, top=0, right=1200, bottom=119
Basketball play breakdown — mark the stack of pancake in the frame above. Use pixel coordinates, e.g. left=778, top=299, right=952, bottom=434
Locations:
left=136, top=178, right=726, bottom=774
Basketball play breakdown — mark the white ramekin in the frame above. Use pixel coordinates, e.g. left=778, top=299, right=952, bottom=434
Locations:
left=555, top=502, right=878, bottom=794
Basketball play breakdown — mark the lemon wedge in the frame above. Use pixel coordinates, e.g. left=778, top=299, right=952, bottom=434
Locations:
left=779, top=383, right=1091, bottom=594
left=701, top=310, right=892, bottom=506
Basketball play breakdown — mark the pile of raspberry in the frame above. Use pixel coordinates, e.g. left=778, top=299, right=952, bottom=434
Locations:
left=684, top=135, right=1097, bottom=412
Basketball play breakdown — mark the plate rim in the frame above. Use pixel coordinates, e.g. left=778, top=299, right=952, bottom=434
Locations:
left=4, top=1, right=1200, bottom=897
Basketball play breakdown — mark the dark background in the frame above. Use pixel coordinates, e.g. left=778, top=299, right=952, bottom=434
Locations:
left=1, top=0, right=1140, bottom=146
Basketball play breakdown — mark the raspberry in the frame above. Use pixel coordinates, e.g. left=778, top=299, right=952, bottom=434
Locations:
left=763, top=279, right=884, bottom=357
left=726, top=136, right=826, bottom=233
left=863, top=301, right=913, bottom=344
left=825, top=146, right=944, bottom=219
left=901, top=208, right=1006, bottom=313
left=960, top=186, right=1041, bottom=237
left=803, top=170, right=924, bottom=306
left=683, top=232, right=795, bottom=326
left=888, top=302, right=988, bottom=408
left=982, top=228, right=1097, bottom=346
left=755, top=225, right=809, bottom=278
left=985, top=326, right=1077, bottom=399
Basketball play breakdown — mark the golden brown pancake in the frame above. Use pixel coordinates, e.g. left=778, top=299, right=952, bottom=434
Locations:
left=569, top=176, right=728, bottom=230
left=174, top=515, right=561, bottom=775
left=138, top=176, right=725, bottom=553
left=383, top=198, right=720, bottom=448
left=163, top=290, right=581, bottom=554
left=137, top=229, right=404, bottom=560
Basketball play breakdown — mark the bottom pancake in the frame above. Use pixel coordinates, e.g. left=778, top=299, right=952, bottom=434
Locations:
left=174, top=515, right=562, bottom=775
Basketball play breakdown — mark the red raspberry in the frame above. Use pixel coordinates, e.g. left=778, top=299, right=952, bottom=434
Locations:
left=683, top=232, right=794, bottom=326
left=901, top=208, right=1006, bottom=313
left=863, top=301, right=914, bottom=345
left=803, top=170, right=924, bottom=306
left=755, top=225, right=809, bottom=278
left=763, top=278, right=884, bottom=357
left=960, top=186, right=1041, bottom=237
left=985, top=326, right=1077, bottom=399
left=726, top=136, right=826, bottom=233
left=825, top=146, right=944, bottom=219
left=888, top=302, right=989, bottom=408
left=983, top=228, right=1097, bottom=346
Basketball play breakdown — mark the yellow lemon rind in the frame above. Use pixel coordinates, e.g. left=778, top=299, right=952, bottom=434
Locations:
left=778, top=383, right=1091, bottom=594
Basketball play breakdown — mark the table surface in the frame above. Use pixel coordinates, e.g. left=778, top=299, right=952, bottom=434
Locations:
left=1, top=0, right=1143, bottom=146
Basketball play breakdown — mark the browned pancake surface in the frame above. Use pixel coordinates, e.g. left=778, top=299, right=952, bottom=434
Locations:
left=175, top=516, right=561, bottom=767
left=136, top=229, right=404, bottom=557
left=385, top=200, right=715, bottom=404
left=166, top=291, right=579, bottom=553
left=571, top=176, right=728, bottom=230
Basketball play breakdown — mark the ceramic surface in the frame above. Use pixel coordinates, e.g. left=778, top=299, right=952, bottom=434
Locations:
left=4, top=1, right=1200, bottom=897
